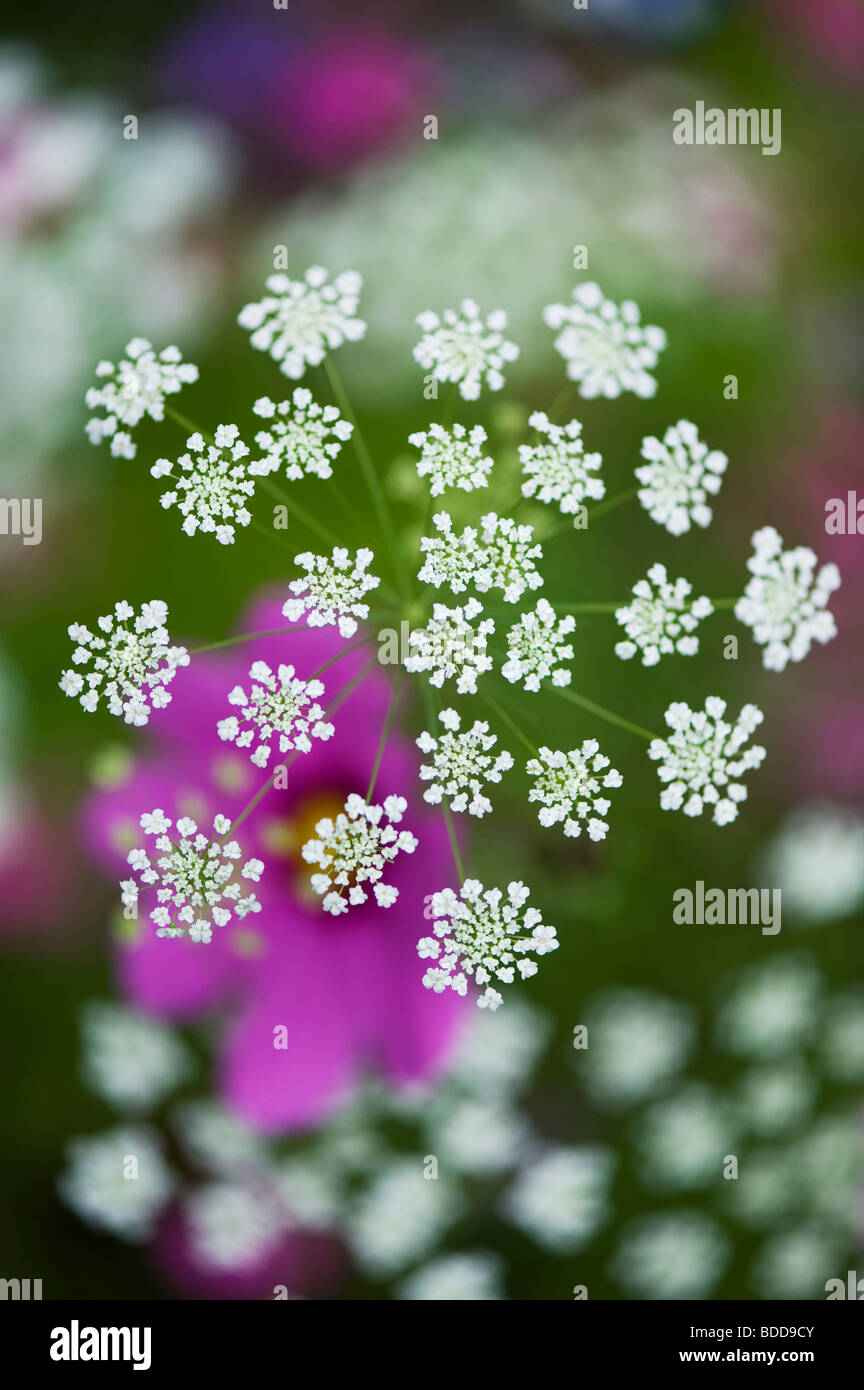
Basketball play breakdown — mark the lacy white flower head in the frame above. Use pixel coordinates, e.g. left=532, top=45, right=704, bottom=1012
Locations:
left=282, top=547, right=380, bottom=638
left=152, top=425, right=257, bottom=545
left=578, top=989, right=696, bottom=1110
left=250, top=389, right=352, bottom=481
left=217, top=661, right=334, bottom=768
left=615, top=563, right=713, bottom=666
left=173, top=1099, right=270, bottom=1177
left=416, top=707, right=514, bottom=818
left=85, top=338, right=199, bottom=460
left=501, top=599, right=574, bottom=692
left=417, top=512, right=482, bottom=595
left=237, top=266, right=365, bottom=379
left=58, top=1126, right=174, bottom=1241
left=408, top=422, right=493, bottom=496
left=519, top=411, right=605, bottom=517
left=125, top=809, right=263, bottom=943
left=610, top=1211, right=729, bottom=1301
left=636, top=420, right=727, bottom=535
left=633, top=1084, right=735, bottom=1193
left=59, top=599, right=189, bottom=726
left=474, top=512, right=544, bottom=604
left=417, top=879, right=558, bottom=1011
left=347, top=1158, right=460, bottom=1277
left=185, top=1181, right=287, bottom=1272
left=734, top=526, right=840, bottom=671
left=428, top=1094, right=526, bottom=1175
left=542, top=281, right=666, bottom=399
left=404, top=599, right=494, bottom=695
left=759, top=802, right=864, bottom=925
left=504, top=1146, right=615, bottom=1253
left=80, top=1002, right=192, bottom=1111
left=399, top=1252, right=503, bottom=1302
left=648, top=696, right=766, bottom=826
left=302, top=793, right=418, bottom=915
left=713, top=955, right=821, bottom=1060
left=527, top=741, right=623, bottom=840
left=413, top=298, right=519, bottom=401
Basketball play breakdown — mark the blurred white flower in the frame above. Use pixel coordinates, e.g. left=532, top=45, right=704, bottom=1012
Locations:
left=81, top=1002, right=191, bottom=1111
left=398, top=1251, right=503, bottom=1301
left=610, top=1211, right=729, bottom=1300
left=504, top=1146, right=615, bottom=1252
left=58, top=1126, right=174, bottom=1241
left=759, top=804, right=864, bottom=925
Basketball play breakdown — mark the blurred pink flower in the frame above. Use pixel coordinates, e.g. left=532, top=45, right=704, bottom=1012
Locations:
left=769, top=0, right=864, bottom=81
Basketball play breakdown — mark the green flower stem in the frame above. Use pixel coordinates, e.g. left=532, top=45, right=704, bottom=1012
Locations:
left=584, top=485, right=639, bottom=522
left=417, top=677, right=466, bottom=884
left=479, top=686, right=539, bottom=758
left=365, top=671, right=405, bottom=801
left=551, top=684, right=659, bottom=742
left=189, top=625, right=311, bottom=655
left=257, top=475, right=341, bottom=549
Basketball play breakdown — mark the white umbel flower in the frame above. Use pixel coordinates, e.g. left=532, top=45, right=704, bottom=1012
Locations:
left=416, top=707, right=513, bottom=818
left=250, top=390, right=353, bottom=480
left=302, top=793, right=418, bottom=915
left=578, top=989, right=696, bottom=1110
left=615, top=563, right=713, bottom=665
left=404, top=599, right=494, bottom=695
left=505, top=1146, right=615, bottom=1253
left=185, top=1182, right=286, bottom=1271
left=125, top=809, right=263, bottom=943
left=417, top=879, right=558, bottom=1010
left=399, top=1252, right=503, bottom=1301
left=172, top=1100, right=269, bottom=1177
left=217, top=661, right=334, bottom=767
left=413, top=299, right=519, bottom=401
left=474, top=512, right=544, bottom=604
left=81, top=1002, right=191, bottom=1111
left=610, top=1212, right=729, bottom=1300
left=282, top=547, right=380, bottom=637
left=713, top=955, right=821, bottom=1059
left=347, top=1158, right=460, bottom=1276
left=58, top=1126, right=174, bottom=1241
left=59, top=598, right=189, bottom=726
left=502, top=599, right=574, bottom=692
left=636, top=420, right=727, bottom=535
left=237, top=266, right=365, bottom=379
left=519, top=411, right=605, bottom=517
left=85, top=338, right=198, bottom=460
left=760, top=803, right=864, bottom=924
left=542, top=281, right=666, bottom=399
left=417, top=512, right=482, bottom=595
left=526, top=741, right=623, bottom=840
left=153, top=424, right=257, bottom=544
left=734, top=526, right=840, bottom=671
left=408, top=422, right=493, bottom=496
left=634, top=1084, right=735, bottom=1192
left=648, top=697, right=766, bottom=826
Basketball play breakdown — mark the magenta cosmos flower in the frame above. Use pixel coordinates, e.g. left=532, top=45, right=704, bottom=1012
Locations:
left=82, top=596, right=465, bottom=1132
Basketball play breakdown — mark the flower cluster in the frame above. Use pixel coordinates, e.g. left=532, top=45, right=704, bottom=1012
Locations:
left=413, top=299, right=519, bottom=401
left=123, top=810, right=263, bottom=944
left=85, top=339, right=199, bottom=460
left=416, top=708, right=514, bottom=818
left=251, top=391, right=353, bottom=481
left=519, top=411, right=605, bottom=518
left=734, top=526, right=840, bottom=671
left=302, top=794, right=417, bottom=915
left=409, top=423, right=493, bottom=496
left=636, top=420, right=727, bottom=535
left=59, top=600, right=189, bottom=726
left=615, top=564, right=713, bottom=666
left=217, top=661, right=334, bottom=767
left=526, top=741, right=623, bottom=841
left=418, top=880, right=558, bottom=1011
left=502, top=600, right=574, bottom=692
left=542, top=282, right=666, bottom=399
left=648, top=697, right=766, bottom=826
left=404, top=600, right=494, bottom=695
left=282, top=547, right=380, bottom=637
left=152, top=425, right=257, bottom=544
left=237, top=266, right=365, bottom=379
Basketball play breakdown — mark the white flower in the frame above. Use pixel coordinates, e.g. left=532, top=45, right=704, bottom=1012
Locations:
left=80, top=1002, right=191, bottom=1111
left=474, top=512, right=544, bottom=604
left=526, top=741, right=622, bottom=840
left=58, top=1126, right=174, bottom=1241
left=416, top=707, right=513, bottom=818
left=250, top=389, right=353, bottom=481
left=615, top=563, right=713, bottom=665
left=636, top=419, right=727, bottom=535
left=542, top=281, right=666, bottom=399
left=413, top=298, right=519, bottom=401
left=399, top=1252, right=503, bottom=1301
left=450, top=1000, right=551, bottom=1096
left=504, top=1146, right=615, bottom=1252
left=217, top=661, right=334, bottom=767
left=758, top=803, right=864, bottom=925
left=502, top=599, right=574, bottom=692
left=610, top=1212, right=729, bottom=1300
left=751, top=1225, right=843, bottom=1301
left=153, top=424, right=257, bottom=544
left=237, top=266, right=365, bottom=379
left=734, top=1063, right=816, bottom=1136
left=417, top=512, right=483, bottom=595
left=418, top=879, right=558, bottom=1009
left=172, top=1100, right=269, bottom=1176
left=734, top=526, right=840, bottom=671
left=577, top=989, right=696, bottom=1110
left=408, top=422, right=493, bottom=496
left=648, top=696, right=766, bottom=826
left=634, top=1085, right=735, bottom=1192
left=713, top=955, right=821, bottom=1059
left=302, top=793, right=417, bottom=915
left=85, top=338, right=198, bottom=460
left=347, top=1158, right=460, bottom=1276
left=404, top=598, right=494, bottom=695
left=125, top=810, right=263, bottom=943
left=185, top=1182, right=286, bottom=1271
left=819, top=996, right=864, bottom=1085
left=282, top=547, right=380, bottom=637
left=519, top=411, right=604, bottom=517
left=428, top=1096, right=526, bottom=1175
left=59, top=599, right=189, bottom=726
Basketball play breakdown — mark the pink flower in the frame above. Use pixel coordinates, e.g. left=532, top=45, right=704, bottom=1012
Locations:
left=82, top=596, right=464, bottom=1132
